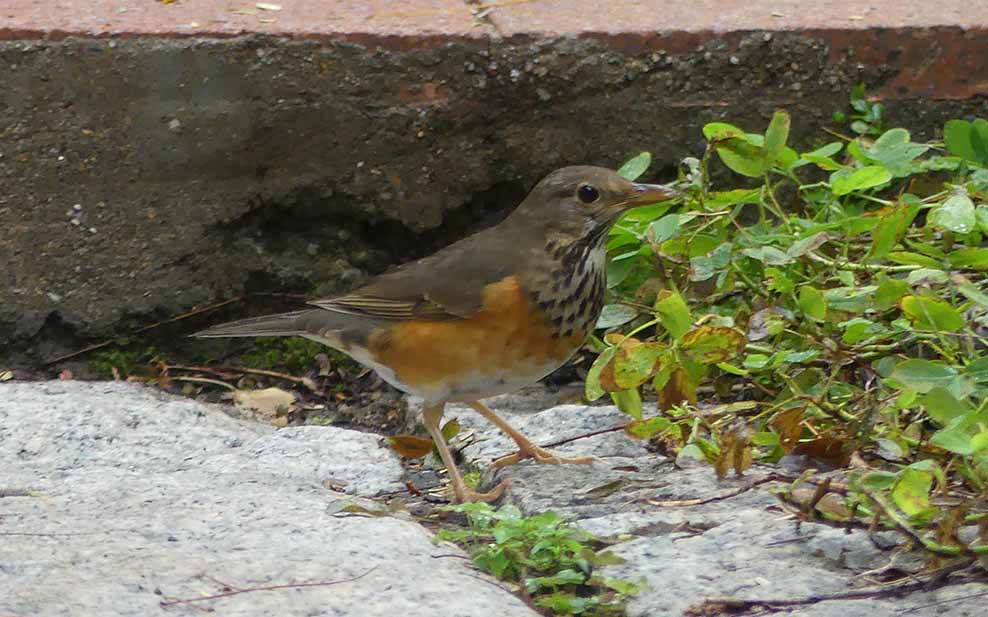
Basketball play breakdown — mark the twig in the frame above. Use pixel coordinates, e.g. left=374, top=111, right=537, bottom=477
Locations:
left=159, top=565, right=377, bottom=607
left=691, top=584, right=922, bottom=614
left=166, top=364, right=318, bottom=391
left=861, top=487, right=968, bottom=557
left=805, top=251, right=919, bottom=273
left=899, top=589, right=988, bottom=614
left=539, top=423, right=629, bottom=449
left=44, top=297, right=243, bottom=365
left=170, top=376, right=236, bottom=391
left=647, top=476, right=778, bottom=507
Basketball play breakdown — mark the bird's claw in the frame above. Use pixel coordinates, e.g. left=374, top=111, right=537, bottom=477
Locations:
left=493, top=445, right=593, bottom=469
left=455, top=479, right=509, bottom=503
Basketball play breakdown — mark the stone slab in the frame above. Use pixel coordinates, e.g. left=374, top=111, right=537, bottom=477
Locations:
left=0, top=382, right=537, bottom=617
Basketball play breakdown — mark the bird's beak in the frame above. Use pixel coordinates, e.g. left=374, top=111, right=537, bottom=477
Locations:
left=619, top=183, right=680, bottom=209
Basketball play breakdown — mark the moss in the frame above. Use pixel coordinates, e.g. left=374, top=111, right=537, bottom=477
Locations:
left=90, top=346, right=162, bottom=379
left=239, top=337, right=326, bottom=373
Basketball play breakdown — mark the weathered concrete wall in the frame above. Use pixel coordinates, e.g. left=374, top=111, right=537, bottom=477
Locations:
left=2, top=10, right=988, bottom=366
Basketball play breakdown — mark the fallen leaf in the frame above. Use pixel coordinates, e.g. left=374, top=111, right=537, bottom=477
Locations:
left=714, top=421, right=752, bottom=479
left=771, top=407, right=804, bottom=452
left=387, top=435, right=434, bottom=459
left=658, top=368, right=697, bottom=410
left=233, top=387, right=296, bottom=421
left=256, top=2, right=282, bottom=10
left=793, top=435, right=849, bottom=468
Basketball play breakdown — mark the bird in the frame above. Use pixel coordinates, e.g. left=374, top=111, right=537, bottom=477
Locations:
left=193, top=166, right=678, bottom=502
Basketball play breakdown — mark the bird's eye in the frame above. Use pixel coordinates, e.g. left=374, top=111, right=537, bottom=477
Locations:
left=577, top=184, right=600, bottom=204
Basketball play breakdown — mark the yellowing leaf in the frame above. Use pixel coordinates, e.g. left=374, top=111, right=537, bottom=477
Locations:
left=771, top=407, right=804, bottom=452
left=900, top=295, right=964, bottom=332
left=658, top=368, right=697, bottom=410
left=891, top=467, right=934, bottom=519
left=679, top=326, right=745, bottom=363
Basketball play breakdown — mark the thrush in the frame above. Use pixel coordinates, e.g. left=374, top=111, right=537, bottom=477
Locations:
left=193, top=166, right=678, bottom=502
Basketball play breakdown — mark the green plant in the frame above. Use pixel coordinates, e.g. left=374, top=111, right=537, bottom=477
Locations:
left=436, top=503, right=641, bottom=615
left=240, top=337, right=327, bottom=373
left=589, top=89, right=988, bottom=560
left=833, top=83, right=887, bottom=136
left=90, top=345, right=162, bottom=378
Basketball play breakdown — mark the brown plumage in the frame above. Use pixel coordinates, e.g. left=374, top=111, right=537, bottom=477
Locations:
left=194, top=166, right=678, bottom=502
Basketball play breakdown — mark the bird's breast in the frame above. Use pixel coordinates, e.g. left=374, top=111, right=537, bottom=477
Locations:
left=364, top=275, right=586, bottom=403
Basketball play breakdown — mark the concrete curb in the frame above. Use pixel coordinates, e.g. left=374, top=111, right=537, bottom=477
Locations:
left=2, top=1, right=987, bottom=365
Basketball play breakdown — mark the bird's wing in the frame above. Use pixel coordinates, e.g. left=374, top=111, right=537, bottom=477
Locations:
left=308, top=226, right=524, bottom=322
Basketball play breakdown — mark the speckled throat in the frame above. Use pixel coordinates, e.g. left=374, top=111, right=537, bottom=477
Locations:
left=524, top=225, right=609, bottom=340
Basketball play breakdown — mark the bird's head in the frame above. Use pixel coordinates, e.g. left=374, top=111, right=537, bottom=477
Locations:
left=512, top=165, right=680, bottom=245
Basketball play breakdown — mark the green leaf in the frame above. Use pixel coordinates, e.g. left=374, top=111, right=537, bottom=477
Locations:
left=965, top=357, right=988, bottom=383
left=971, top=431, right=988, bottom=453
left=875, top=276, right=909, bottom=310
left=524, top=569, right=586, bottom=593
left=887, top=251, right=943, bottom=268
left=742, top=246, right=792, bottom=265
left=798, top=141, right=844, bottom=170
left=929, top=193, right=976, bottom=234
left=830, top=165, right=892, bottom=196
left=863, top=471, right=897, bottom=490
left=703, top=122, right=748, bottom=140
left=618, top=152, right=652, bottom=181
left=973, top=119, right=988, bottom=162
left=865, top=129, right=930, bottom=175
left=585, top=348, right=616, bottom=401
left=824, top=286, right=876, bottom=312
left=947, top=248, right=988, bottom=271
left=787, top=232, right=830, bottom=258
left=715, top=138, right=769, bottom=178
left=656, top=292, right=692, bottom=340
left=889, top=359, right=959, bottom=394
left=931, top=422, right=976, bottom=455
left=596, top=304, right=638, bottom=329
left=841, top=318, right=881, bottom=344
left=869, top=204, right=918, bottom=259
left=647, top=214, right=681, bottom=243
left=536, top=592, right=597, bottom=614
left=945, top=118, right=988, bottom=164
left=920, top=388, right=971, bottom=425
left=797, top=285, right=827, bottom=322
left=763, top=110, right=791, bottom=165
left=891, top=467, right=933, bottom=519
left=610, top=388, right=643, bottom=420
left=954, top=276, right=988, bottom=308
left=705, top=188, right=762, bottom=208
left=900, top=295, right=964, bottom=332
left=625, top=416, right=672, bottom=439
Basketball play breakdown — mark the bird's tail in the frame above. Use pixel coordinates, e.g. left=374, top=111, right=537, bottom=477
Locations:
left=191, top=310, right=309, bottom=338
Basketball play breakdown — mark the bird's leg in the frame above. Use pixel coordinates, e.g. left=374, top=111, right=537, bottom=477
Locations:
left=423, top=402, right=507, bottom=503
left=467, top=401, right=594, bottom=469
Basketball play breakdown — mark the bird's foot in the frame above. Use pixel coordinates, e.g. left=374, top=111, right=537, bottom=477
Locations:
left=454, top=479, right=509, bottom=503
left=493, top=445, right=593, bottom=469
